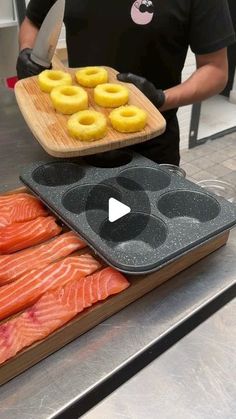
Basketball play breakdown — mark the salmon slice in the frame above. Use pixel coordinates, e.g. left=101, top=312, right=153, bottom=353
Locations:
left=0, top=267, right=129, bottom=364
left=0, top=253, right=101, bottom=321
left=0, top=193, right=47, bottom=228
left=0, top=216, right=62, bottom=254
left=0, top=231, right=86, bottom=285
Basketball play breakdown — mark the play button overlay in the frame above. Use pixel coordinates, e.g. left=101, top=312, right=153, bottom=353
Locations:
left=85, top=177, right=151, bottom=243
left=108, top=198, right=131, bottom=222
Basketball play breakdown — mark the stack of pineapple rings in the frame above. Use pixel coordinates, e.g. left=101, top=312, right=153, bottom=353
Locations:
left=38, top=67, right=147, bottom=141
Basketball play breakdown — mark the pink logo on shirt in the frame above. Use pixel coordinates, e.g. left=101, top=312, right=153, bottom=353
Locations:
left=131, top=1, right=154, bottom=25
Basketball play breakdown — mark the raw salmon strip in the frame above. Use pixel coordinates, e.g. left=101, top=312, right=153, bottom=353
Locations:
left=0, top=193, right=47, bottom=228
left=0, top=216, right=62, bottom=254
left=0, top=267, right=130, bottom=364
left=0, top=253, right=101, bottom=321
left=0, top=231, right=86, bottom=285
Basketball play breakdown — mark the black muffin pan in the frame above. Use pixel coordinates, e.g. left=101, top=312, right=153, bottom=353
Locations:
left=20, top=150, right=236, bottom=274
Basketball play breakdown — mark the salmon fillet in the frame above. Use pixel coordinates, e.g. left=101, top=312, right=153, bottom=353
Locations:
left=0, top=253, right=101, bottom=321
left=0, top=193, right=47, bottom=228
left=0, top=216, right=61, bottom=254
left=0, top=231, right=86, bottom=285
left=0, top=267, right=129, bottom=364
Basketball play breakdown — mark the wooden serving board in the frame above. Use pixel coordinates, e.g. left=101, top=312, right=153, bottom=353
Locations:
left=14, top=63, right=166, bottom=158
left=0, top=187, right=230, bottom=386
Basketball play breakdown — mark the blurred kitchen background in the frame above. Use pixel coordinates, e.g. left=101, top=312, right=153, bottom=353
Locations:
left=1, top=0, right=236, bottom=154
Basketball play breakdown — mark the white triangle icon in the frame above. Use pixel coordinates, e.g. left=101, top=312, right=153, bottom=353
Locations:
left=108, top=198, right=131, bottom=223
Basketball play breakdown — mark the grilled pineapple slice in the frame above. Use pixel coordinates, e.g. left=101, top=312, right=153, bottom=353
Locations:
left=38, top=70, right=72, bottom=93
left=109, top=105, right=147, bottom=133
left=94, top=83, right=129, bottom=108
left=67, top=110, right=107, bottom=141
left=50, top=85, right=88, bottom=114
left=75, top=66, right=108, bottom=87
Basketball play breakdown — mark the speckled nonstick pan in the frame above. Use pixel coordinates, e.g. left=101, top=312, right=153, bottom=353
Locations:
left=20, top=150, right=236, bottom=274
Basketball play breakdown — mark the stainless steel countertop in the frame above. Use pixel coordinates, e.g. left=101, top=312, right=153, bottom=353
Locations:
left=84, top=297, right=236, bottom=419
left=0, top=86, right=235, bottom=419
left=0, top=86, right=50, bottom=192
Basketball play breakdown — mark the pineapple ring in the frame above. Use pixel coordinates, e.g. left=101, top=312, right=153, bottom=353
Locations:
left=50, top=85, right=88, bottom=114
left=38, top=70, right=72, bottom=93
left=75, top=66, right=108, bottom=87
left=109, top=105, right=147, bottom=133
left=94, top=83, right=129, bottom=108
left=67, top=110, right=107, bottom=141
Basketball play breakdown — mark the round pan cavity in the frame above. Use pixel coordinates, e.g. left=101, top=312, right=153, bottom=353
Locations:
left=62, top=183, right=120, bottom=214
left=32, top=162, right=84, bottom=187
left=157, top=190, right=220, bottom=222
left=62, top=183, right=121, bottom=235
left=99, top=212, right=167, bottom=246
left=84, top=150, right=132, bottom=168
left=117, top=167, right=171, bottom=191
left=99, top=212, right=167, bottom=269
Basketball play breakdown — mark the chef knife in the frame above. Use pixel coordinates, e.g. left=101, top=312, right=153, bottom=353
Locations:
left=30, top=0, right=65, bottom=68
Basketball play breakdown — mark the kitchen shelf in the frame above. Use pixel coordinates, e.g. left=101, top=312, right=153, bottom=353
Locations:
left=0, top=19, right=17, bottom=28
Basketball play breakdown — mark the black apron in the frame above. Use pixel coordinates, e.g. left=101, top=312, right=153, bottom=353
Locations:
left=131, top=114, right=180, bottom=166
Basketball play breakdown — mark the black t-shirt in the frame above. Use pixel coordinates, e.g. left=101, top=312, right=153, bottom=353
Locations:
left=27, top=0, right=235, bottom=87
left=27, top=0, right=235, bottom=121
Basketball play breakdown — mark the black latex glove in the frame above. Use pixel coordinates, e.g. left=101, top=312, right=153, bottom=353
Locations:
left=16, top=48, right=48, bottom=80
left=117, top=73, right=165, bottom=109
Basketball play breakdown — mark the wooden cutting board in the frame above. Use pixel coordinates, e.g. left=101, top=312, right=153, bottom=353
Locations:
left=0, top=187, right=230, bottom=386
left=14, top=63, right=166, bottom=158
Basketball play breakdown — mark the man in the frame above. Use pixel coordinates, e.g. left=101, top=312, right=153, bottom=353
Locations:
left=17, top=0, right=235, bottom=165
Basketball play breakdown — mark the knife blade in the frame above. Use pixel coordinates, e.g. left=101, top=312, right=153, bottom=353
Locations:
left=30, top=0, right=65, bottom=68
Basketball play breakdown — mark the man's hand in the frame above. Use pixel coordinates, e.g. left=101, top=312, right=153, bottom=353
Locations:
left=117, top=72, right=166, bottom=109
left=16, top=48, right=46, bottom=80
left=119, top=49, right=228, bottom=112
